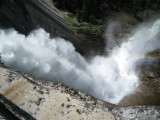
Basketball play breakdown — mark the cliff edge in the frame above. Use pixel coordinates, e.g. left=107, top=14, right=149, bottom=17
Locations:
left=0, top=0, right=84, bottom=54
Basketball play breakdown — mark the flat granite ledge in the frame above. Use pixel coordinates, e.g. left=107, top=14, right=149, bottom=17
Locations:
left=0, top=65, right=159, bottom=120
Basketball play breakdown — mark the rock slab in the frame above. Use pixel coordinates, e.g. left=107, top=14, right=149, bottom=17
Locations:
left=0, top=66, right=159, bottom=120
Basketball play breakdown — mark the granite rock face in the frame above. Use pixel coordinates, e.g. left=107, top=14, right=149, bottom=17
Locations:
left=0, top=0, right=84, bottom=53
left=0, top=65, right=160, bottom=120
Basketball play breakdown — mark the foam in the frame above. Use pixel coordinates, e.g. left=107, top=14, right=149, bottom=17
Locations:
left=0, top=19, right=160, bottom=104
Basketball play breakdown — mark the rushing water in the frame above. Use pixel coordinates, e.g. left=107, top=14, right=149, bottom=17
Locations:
left=0, top=19, right=160, bottom=105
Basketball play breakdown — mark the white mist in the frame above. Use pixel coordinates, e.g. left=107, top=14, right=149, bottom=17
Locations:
left=0, top=19, right=160, bottom=104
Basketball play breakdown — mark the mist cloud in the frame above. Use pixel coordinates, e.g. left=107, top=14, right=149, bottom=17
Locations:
left=0, top=19, right=160, bottom=104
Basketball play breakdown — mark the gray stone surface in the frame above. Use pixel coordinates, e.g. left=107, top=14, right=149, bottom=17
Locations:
left=0, top=65, right=160, bottom=120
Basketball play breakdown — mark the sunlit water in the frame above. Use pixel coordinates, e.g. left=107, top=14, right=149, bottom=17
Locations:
left=0, top=19, right=160, bottom=105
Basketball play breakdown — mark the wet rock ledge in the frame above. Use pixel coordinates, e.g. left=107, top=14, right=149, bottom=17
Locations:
left=0, top=65, right=159, bottom=120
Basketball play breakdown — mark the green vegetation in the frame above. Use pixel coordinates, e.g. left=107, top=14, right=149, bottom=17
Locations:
left=53, top=0, right=160, bottom=37
left=63, top=12, right=103, bottom=35
left=62, top=11, right=105, bottom=55
left=53, top=0, right=160, bottom=54
left=53, top=0, right=160, bottom=24
left=53, top=0, right=106, bottom=25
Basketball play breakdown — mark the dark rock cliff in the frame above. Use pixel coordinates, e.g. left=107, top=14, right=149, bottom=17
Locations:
left=0, top=0, right=84, bottom=54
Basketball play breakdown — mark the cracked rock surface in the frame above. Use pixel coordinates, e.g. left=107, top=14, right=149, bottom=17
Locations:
left=0, top=65, right=159, bottom=120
